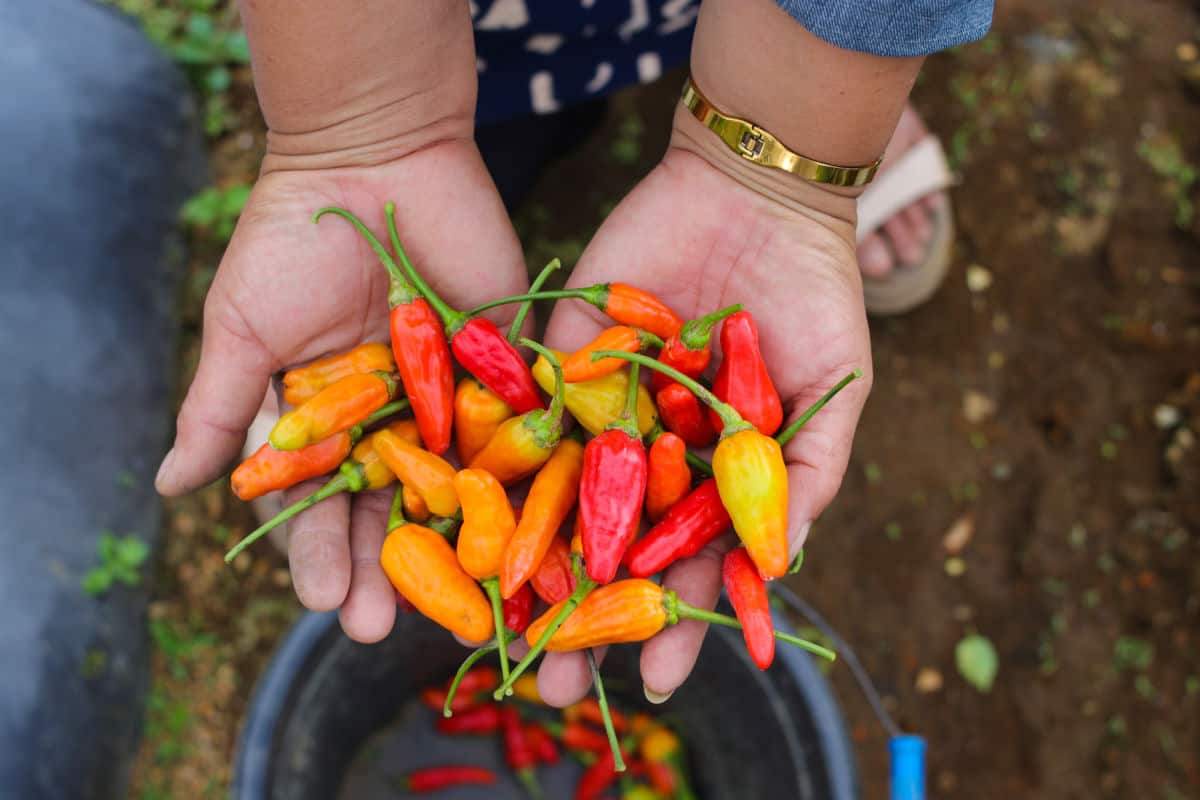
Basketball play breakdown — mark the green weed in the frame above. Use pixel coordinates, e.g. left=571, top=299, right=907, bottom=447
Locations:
left=82, top=532, right=150, bottom=595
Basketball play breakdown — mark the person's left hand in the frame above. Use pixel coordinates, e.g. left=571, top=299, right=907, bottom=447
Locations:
left=536, top=137, right=873, bottom=705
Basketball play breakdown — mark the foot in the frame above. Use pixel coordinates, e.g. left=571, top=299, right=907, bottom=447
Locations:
left=856, top=104, right=949, bottom=280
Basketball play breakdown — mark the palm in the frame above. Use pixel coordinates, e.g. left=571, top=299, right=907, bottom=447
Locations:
left=539, top=147, right=873, bottom=704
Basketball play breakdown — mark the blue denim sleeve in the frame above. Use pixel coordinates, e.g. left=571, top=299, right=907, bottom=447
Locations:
left=773, top=0, right=994, bottom=57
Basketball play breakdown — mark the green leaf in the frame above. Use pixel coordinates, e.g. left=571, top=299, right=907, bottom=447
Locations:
left=81, top=569, right=113, bottom=596
left=224, top=31, right=250, bottom=63
left=97, top=532, right=119, bottom=562
left=116, top=536, right=150, bottom=568
left=1113, top=636, right=1154, bottom=671
left=184, top=13, right=217, bottom=44
left=955, top=633, right=999, bottom=692
left=180, top=187, right=221, bottom=226
left=204, top=66, right=231, bottom=94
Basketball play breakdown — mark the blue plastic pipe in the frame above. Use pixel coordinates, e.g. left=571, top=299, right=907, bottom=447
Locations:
left=890, top=735, right=926, bottom=800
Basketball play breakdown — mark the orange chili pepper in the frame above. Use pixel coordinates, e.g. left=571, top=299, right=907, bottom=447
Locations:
left=381, top=522, right=493, bottom=643
left=645, top=432, right=690, bottom=523
left=469, top=340, right=566, bottom=486
left=499, top=437, right=584, bottom=599
left=373, top=429, right=459, bottom=516
left=470, top=283, right=684, bottom=341
left=270, top=371, right=398, bottom=450
left=282, top=342, right=395, bottom=406
left=402, top=485, right=431, bottom=522
left=454, top=378, right=515, bottom=466
left=231, top=433, right=351, bottom=501
left=562, top=326, right=662, bottom=384
left=454, top=468, right=518, bottom=679
left=510, top=674, right=543, bottom=705
left=529, top=533, right=577, bottom=605
left=564, top=698, right=627, bottom=733
left=532, top=349, right=659, bottom=437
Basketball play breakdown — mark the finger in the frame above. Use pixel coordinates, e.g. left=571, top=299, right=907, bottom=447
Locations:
left=156, top=300, right=275, bottom=496
left=338, top=488, right=397, bottom=643
left=535, top=646, right=608, bottom=708
left=285, top=477, right=352, bottom=611
left=639, top=542, right=726, bottom=701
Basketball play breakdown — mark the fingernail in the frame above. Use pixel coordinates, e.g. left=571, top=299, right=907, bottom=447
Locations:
left=154, top=448, right=176, bottom=490
left=643, top=684, right=674, bottom=704
left=788, top=521, right=812, bottom=561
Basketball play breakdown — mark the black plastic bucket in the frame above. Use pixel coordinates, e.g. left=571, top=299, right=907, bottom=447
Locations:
left=233, top=609, right=858, bottom=799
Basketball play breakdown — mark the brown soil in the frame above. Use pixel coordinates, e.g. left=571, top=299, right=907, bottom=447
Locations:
left=131, top=1, right=1200, bottom=798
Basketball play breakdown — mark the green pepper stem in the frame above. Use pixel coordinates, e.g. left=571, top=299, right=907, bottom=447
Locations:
left=685, top=450, right=714, bottom=477
left=427, top=511, right=463, bottom=539
left=482, top=578, right=511, bottom=682
left=775, top=370, right=862, bottom=447
left=467, top=285, right=607, bottom=317
left=587, top=650, right=627, bottom=773
left=637, top=330, right=665, bottom=350
left=519, top=339, right=566, bottom=444
left=384, top=201, right=466, bottom=331
left=678, top=303, right=742, bottom=351
left=672, top=596, right=836, bottom=661
left=442, top=642, right=498, bottom=717
left=494, top=576, right=596, bottom=699
left=604, top=360, right=642, bottom=440
left=225, top=473, right=350, bottom=563
left=517, top=768, right=545, bottom=800
left=386, top=484, right=407, bottom=532
left=670, top=755, right=699, bottom=800
left=591, top=350, right=749, bottom=435
left=361, top=398, right=411, bottom=429
left=788, top=548, right=805, bottom=575
left=508, top=259, right=562, bottom=344
left=312, top=207, right=415, bottom=305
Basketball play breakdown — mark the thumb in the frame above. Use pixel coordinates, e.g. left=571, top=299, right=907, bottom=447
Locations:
left=156, top=301, right=275, bottom=496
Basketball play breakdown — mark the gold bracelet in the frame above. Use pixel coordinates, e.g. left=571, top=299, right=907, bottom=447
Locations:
left=681, top=76, right=881, bottom=187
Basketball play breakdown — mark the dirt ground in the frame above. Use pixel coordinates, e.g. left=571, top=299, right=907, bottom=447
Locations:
left=130, top=1, right=1200, bottom=798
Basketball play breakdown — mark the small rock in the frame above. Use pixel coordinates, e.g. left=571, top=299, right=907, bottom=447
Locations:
left=236, top=131, right=255, bottom=150
left=1178, top=42, right=1199, bottom=62
left=945, top=557, right=967, bottom=577
left=990, top=462, right=1012, bottom=480
left=943, top=514, right=975, bottom=555
left=1153, top=404, right=1181, bottom=429
left=987, top=351, right=1006, bottom=370
left=1081, top=699, right=1100, bottom=716
left=1175, top=427, right=1194, bottom=449
left=915, top=667, right=944, bottom=693
left=966, top=264, right=993, bottom=293
left=992, top=312, right=1010, bottom=333
left=233, top=552, right=252, bottom=573
left=937, top=771, right=958, bottom=793
left=271, top=568, right=292, bottom=588
left=962, top=390, right=997, bottom=424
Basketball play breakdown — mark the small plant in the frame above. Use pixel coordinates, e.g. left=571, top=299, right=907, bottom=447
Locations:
left=82, top=532, right=150, bottom=595
left=180, top=183, right=252, bottom=243
left=1137, top=132, right=1197, bottom=228
left=1113, top=636, right=1154, bottom=672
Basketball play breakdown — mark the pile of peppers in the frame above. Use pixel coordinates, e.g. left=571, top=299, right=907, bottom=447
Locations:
left=222, top=202, right=862, bottom=777
left=405, top=665, right=696, bottom=799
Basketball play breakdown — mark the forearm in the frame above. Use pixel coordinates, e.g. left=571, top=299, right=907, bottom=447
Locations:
left=239, top=1, right=477, bottom=171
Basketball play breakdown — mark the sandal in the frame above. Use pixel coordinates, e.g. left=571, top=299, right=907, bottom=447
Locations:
left=857, top=135, right=956, bottom=315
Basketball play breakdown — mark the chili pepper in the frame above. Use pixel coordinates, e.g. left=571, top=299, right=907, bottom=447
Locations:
left=593, top=351, right=790, bottom=579
left=282, top=342, right=395, bottom=406
left=469, top=341, right=567, bottom=486
left=564, top=698, right=628, bottom=734
left=576, top=748, right=619, bottom=800
left=420, top=665, right=498, bottom=714
left=623, top=479, right=730, bottom=578
left=231, top=433, right=351, bottom=501
left=503, top=582, right=534, bottom=635
left=420, top=685, right=481, bottom=715
left=269, top=370, right=398, bottom=450
left=563, top=326, right=663, bottom=383
left=502, top=707, right=544, bottom=800
left=396, top=765, right=497, bottom=793
left=454, top=467, right=518, bottom=678
left=402, top=484, right=430, bottom=522
left=529, top=533, right=577, bottom=605
left=651, top=304, right=741, bottom=393
left=723, top=546, right=776, bottom=669
left=557, top=721, right=613, bottom=757
left=315, top=207, right=456, bottom=454
left=640, top=761, right=676, bottom=797
left=454, top=378, right=514, bottom=466
left=525, top=722, right=560, bottom=765
left=707, top=310, right=782, bottom=436
left=435, top=703, right=503, bottom=735
left=511, top=674, right=543, bottom=705
left=579, top=361, right=648, bottom=584
left=629, top=713, right=655, bottom=737
left=470, top=283, right=684, bottom=341
left=639, top=726, right=695, bottom=800
left=381, top=520, right=492, bottom=643
left=655, top=383, right=717, bottom=448
left=645, top=433, right=690, bottom=523
left=525, top=578, right=835, bottom=660
left=532, top=349, right=659, bottom=437
left=500, top=436, right=584, bottom=599
left=622, top=782, right=666, bottom=800
left=373, top=430, right=459, bottom=516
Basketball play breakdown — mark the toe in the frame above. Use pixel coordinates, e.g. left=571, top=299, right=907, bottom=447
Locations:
left=882, top=215, right=925, bottom=268
left=857, top=233, right=894, bottom=279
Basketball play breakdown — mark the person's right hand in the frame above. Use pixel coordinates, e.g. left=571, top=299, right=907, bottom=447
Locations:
left=155, top=141, right=529, bottom=643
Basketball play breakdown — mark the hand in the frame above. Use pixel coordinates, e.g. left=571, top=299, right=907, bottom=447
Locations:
left=155, top=141, right=528, bottom=642
left=536, top=122, right=874, bottom=705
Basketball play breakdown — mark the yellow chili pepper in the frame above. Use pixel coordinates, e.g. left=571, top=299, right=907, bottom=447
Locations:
left=510, top=674, right=544, bottom=705
left=532, top=350, right=658, bottom=437
left=454, top=378, right=515, bottom=466
left=373, top=429, right=459, bottom=516
left=282, top=342, right=395, bottom=406
left=270, top=371, right=398, bottom=450
left=639, top=726, right=682, bottom=765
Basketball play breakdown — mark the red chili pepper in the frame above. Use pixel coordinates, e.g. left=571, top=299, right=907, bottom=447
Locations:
left=530, top=534, right=577, bottom=605
left=708, top=311, right=783, bottom=436
left=645, top=433, right=691, bottom=523
left=651, top=304, right=741, bottom=393
left=563, top=698, right=628, bottom=734
left=642, top=760, right=677, bottom=796
left=656, top=383, right=717, bottom=447
left=723, top=546, right=776, bottom=669
left=502, top=707, right=543, bottom=799
left=502, top=582, right=535, bottom=635
left=435, top=703, right=503, bottom=735
left=560, top=721, right=613, bottom=756
left=313, top=207, right=455, bottom=454
left=525, top=722, right=560, bottom=765
left=420, top=665, right=498, bottom=713
left=576, top=748, right=619, bottom=800
left=398, top=765, right=497, bottom=793
left=623, top=479, right=731, bottom=578
left=579, top=363, right=647, bottom=584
